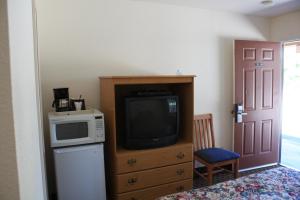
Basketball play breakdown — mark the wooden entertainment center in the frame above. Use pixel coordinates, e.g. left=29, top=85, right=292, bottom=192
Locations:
left=100, top=76, right=195, bottom=200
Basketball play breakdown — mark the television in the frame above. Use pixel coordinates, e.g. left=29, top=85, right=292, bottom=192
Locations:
left=124, top=95, right=179, bottom=149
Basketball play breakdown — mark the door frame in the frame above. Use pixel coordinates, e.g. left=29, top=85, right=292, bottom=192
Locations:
left=279, top=40, right=300, bottom=168
left=7, top=0, right=48, bottom=199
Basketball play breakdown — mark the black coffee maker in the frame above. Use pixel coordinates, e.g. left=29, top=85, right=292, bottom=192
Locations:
left=52, top=88, right=70, bottom=112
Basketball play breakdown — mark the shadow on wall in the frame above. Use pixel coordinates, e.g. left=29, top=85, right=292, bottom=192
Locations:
left=244, top=15, right=271, bottom=40
left=43, top=64, right=153, bottom=199
left=215, top=36, right=234, bottom=149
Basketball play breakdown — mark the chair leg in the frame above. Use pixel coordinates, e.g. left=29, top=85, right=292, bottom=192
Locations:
left=193, top=159, right=197, bottom=178
left=234, top=159, right=239, bottom=179
left=207, top=166, right=213, bottom=186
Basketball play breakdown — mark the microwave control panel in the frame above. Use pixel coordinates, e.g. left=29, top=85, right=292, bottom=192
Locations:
left=95, top=115, right=105, bottom=141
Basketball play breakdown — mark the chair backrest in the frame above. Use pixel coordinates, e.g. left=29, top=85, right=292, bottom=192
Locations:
left=193, top=113, right=215, bottom=151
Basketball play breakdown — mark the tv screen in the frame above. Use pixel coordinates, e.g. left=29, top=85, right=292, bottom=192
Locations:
left=124, top=95, right=179, bottom=149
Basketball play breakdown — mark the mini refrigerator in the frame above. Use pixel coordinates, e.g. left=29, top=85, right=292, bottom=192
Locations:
left=54, top=144, right=106, bottom=200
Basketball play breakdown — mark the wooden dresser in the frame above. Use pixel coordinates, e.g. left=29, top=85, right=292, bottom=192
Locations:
left=100, top=76, right=195, bottom=200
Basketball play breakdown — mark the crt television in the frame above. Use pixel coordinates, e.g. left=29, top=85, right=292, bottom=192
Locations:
left=124, top=95, right=179, bottom=149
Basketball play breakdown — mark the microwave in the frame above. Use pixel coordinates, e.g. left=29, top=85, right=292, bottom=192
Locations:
left=48, top=109, right=105, bottom=147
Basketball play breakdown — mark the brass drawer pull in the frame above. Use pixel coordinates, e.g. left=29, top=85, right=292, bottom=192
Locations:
left=176, top=152, right=185, bottom=159
left=176, top=185, right=185, bottom=192
left=176, top=169, right=185, bottom=175
left=128, top=177, right=138, bottom=185
left=127, top=158, right=137, bottom=166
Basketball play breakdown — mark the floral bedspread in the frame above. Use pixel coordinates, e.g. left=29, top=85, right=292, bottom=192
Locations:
left=158, top=167, right=300, bottom=200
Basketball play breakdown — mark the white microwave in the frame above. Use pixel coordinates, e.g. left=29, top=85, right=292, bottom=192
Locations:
left=48, top=109, right=105, bottom=147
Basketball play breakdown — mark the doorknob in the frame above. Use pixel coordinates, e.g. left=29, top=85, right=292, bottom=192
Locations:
left=234, top=103, right=247, bottom=123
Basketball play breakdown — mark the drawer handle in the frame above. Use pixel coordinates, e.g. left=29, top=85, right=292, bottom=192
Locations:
left=176, top=185, right=185, bottom=192
left=176, top=169, right=185, bottom=175
left=128, top=177, right=138, bottom=185
left=130, top=198, right=137, bottom=200
left=127, top=158, right=137, bottom=166
left=176, top=152, right=185, bottom=159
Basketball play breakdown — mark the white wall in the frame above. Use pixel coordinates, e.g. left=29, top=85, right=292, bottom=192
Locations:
left=6, top=0, right=47, bottom=199
left=36, top=0, right=270, bottom=194
left=271, top=10, right=300, bottom=41
left=0, top=0, right=20, bottom=199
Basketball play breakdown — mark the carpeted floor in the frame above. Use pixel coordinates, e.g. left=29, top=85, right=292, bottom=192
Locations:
left=193, top=164, right=280, bottom=188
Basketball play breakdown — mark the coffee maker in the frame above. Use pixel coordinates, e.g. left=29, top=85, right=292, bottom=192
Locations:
left=52, top=88, right=70, bottom=112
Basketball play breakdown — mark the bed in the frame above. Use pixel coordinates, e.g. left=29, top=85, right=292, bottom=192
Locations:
left=158, top=167, right=300, bottom=200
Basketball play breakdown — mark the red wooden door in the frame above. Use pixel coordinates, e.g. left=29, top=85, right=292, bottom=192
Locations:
left=234, top=40, right=282, bottom=169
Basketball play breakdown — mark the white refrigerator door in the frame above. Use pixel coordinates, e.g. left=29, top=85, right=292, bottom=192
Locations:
left=54, top=144, right=106, bottom=200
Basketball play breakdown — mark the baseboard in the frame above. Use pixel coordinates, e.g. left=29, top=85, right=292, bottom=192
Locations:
left=239, top=163, right=278, bottom=172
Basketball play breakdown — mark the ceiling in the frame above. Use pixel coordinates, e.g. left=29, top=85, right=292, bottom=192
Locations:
left=137, top=0, right=300, bottom=17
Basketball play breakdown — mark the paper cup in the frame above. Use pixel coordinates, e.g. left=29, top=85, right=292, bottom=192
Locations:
left=74, top=101, right=82, bottom=110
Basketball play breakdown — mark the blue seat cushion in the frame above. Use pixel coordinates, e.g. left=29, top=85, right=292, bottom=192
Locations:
left=194, top=147, right=240, bottom=163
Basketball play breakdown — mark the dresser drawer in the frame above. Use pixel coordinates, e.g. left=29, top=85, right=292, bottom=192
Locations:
left=115, top=143, right=192, bottom=174
left=114, top=162, right=192, bottom=193
left=116, top=179, right=192, bottom=200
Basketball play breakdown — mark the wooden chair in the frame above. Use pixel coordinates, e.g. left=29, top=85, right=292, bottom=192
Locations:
left=193, top=113, right=240, bottom=185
